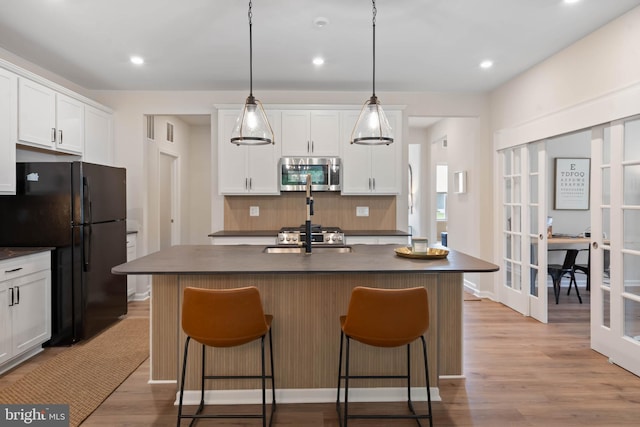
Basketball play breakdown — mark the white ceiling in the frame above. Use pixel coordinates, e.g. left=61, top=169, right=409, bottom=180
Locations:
left=1, top=0, right=639, bottom=93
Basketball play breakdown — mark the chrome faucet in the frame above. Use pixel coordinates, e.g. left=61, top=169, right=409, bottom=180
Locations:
left=305, top=174, right=314, bottom=254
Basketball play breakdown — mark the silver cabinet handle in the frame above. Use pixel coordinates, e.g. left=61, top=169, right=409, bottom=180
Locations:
left=59, top=129, right=63, bottom=144
left=245, top=178, right=248, bottom=190
left=368, top=178, right=372, bottom=190
left=51, top=127, right=56, bottom=142
left=5, top=267, right=23, bottom=273
left=15, top=286, right=19, bottom=304
left=249, top=178, right=252, bottom=190
left=9, top=287, right=14, bottom=306
left=311, top=141, right=314, bottom=152
left=307, top=141, right=310, bottom=152
left=373, top=178, right=376, bottom=190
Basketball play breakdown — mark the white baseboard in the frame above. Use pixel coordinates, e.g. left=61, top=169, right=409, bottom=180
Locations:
left=174, top=387, right=441, bottom=406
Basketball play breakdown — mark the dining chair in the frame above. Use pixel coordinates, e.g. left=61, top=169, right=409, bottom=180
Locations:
left=571, top=248, right=590, bottom=292
left=548, top=249, right=581, bottom=304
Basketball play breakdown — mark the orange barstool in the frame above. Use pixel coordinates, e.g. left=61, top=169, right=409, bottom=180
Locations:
left=177, top=286, right=275, bottom=426
left=336, top=286, right=433, bottom=427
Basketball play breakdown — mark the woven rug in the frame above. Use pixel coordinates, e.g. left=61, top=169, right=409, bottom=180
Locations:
left=0, top=317, right=149, bottom=427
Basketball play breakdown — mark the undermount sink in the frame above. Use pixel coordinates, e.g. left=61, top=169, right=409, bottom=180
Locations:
left=263, top=245, right=353, bottom=254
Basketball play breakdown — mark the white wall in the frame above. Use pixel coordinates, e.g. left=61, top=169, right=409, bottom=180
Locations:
left=89, top=90, right=490, bottom=266
left=188, top=124, right=212, bottom=244
left=546, top=130, right=591, bottom=236
left=424, top=117, right=491, bottom=293
left=488, top=6, right=640, bottom=298
left=490, top=6, right=640, bottom=134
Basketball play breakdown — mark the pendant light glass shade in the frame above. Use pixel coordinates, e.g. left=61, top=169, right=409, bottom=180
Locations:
left=351, top=95, right=393, bottom=145
left=230, top=1, right=274, bottom=146
left=351, top=0, right=393, bottom=145
left=230, top=95, right=274, bottom=145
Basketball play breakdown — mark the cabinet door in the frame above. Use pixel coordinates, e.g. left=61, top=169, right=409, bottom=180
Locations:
left=0, top=282, right=11, bottom=364
left=18, top=78, right=56, bottom=149
left=84, top=105, right=113, bottom=165
left=11, top=270, right=51, bottom=355
left=341, top=111, right=373, bottom=194
left=55, top=93, right=84, bottom=154
left=370, top=112, right=401, bottom=194
left=281, top=111, right=310, bottom=156
left=309, top=111, right=340, bottom=156
left=247, top=111, right=281, bottom=194
left=218, top=110, right=250, bottom=194
left=0, top=68, right=17, bottom=195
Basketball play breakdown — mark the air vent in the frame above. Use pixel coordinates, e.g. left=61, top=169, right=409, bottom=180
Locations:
left=166, top=122, right=174, bottom=142
left=146, top=115, right=155, bottom=140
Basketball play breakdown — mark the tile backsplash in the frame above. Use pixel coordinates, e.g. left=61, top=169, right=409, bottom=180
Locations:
left=223, top=193, right=396, bottom=230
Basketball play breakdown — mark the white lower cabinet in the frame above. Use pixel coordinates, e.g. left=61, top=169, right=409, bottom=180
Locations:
left=0, top=251, right=51, bottom=373
left=126, top=233, right=137, bottom=300
left=347, top=236, right=411, bottom=245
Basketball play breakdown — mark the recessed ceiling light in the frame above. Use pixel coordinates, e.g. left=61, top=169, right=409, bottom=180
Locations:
left=564, top=0, right=581, bottom=4
left=312, top=57, right=325, bottom=66
left=479, top=60, right=493, bottom=69
left=313, top=17, right=329, bottom=28
left=130, top=56, right=144, bottom=65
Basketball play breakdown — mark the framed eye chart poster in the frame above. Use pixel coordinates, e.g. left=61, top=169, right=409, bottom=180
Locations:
left=554, top=158, right=590, bottom=210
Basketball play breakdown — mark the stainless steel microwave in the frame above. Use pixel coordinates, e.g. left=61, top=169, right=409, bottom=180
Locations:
left=279, top=157, right=341, bottom=192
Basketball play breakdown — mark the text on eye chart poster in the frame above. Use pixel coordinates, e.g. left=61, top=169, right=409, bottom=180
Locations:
left=554, top=158, right=590, bottom=210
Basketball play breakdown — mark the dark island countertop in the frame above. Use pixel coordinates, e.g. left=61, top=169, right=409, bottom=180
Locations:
left=208, top=230, right=411, bottom=237
left=113, top=244, right=498, bottom=275
left=0, top=247, right=53, bottom=262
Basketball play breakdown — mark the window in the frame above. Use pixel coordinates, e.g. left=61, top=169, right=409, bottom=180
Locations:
left=436, top=164, right=448, bottom=220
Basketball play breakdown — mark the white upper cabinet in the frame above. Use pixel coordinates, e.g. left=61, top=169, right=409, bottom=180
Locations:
left=281, top=111, right=340, bottom=157
left=218, top=109, right=282, bottom=195
left=84, top=105, right=114, bottom=165
left=18, top=78, right=83, bottom=155
left=55, top=93, right=84, bottom=154
left=341, top=110, right=402, bottom=195
left=17, top=78, right=55, bottom=149
left=0, top=67, right=17, bottom=195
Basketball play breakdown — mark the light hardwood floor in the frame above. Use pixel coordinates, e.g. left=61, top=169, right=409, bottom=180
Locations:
left=3, top=284, right=640, bottom=426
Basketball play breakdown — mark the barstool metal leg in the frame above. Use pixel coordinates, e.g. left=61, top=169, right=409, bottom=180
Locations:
left=261, top=336, right=266, bottom=427
left=407, top=343, right=416, bottom=415
left=344, top=336, right=351, bottom=427
left=177, top=336, right=191, bottom=427
left=421, top=336, right=434, bottom=427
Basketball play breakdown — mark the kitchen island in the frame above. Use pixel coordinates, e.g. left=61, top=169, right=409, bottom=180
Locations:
left=113, top=244, right=498, bottom=403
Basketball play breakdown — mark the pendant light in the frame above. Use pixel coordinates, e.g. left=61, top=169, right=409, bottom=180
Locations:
left=351, top=0, right=394, bottom=145
left=230, top=0, right=274, bottom=146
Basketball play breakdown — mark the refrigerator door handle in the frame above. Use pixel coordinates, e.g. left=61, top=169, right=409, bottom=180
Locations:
left=84, top=224, right=92, bottom=272
left=83, top=176, right=93, bottom=225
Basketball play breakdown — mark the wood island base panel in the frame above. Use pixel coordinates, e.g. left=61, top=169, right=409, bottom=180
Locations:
left=113, top=244, right=499, bottom=404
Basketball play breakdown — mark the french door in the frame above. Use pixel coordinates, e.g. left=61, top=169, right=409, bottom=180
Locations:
left=499, top=142, right=548, bottom=322
left=591, top=117, right=640, bottom=376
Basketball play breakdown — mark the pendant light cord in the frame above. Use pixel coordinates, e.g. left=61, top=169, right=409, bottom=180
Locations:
left=248, top=0, right=254, bottom=98
left=372, top=0, right=377, bottom=98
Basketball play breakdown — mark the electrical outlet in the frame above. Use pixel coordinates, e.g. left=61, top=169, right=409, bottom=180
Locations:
left=356, top=206, right=369, bottom=217
left=249, top=206, right=259, bottom=217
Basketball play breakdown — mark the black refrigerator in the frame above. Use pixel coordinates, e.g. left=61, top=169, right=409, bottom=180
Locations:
left=0, top=161, right=127, bottom=345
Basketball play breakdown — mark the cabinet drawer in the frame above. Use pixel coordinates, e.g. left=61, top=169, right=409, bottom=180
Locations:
left=1, top=252, right=50, bottom=281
